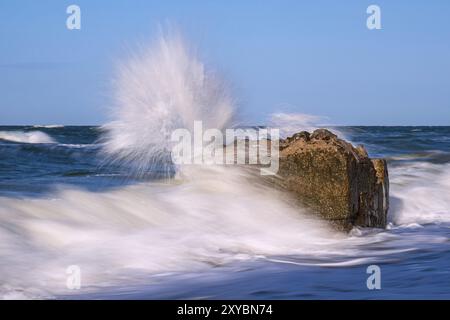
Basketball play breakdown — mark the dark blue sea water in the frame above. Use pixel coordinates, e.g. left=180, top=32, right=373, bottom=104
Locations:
left=0, top=126, right=449, bottom=299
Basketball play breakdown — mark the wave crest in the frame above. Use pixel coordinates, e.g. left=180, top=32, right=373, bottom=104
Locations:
left=0, top=131, right=55, bottom=144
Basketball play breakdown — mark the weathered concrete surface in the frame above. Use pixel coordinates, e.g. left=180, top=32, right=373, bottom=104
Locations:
left=277, top=129, right=389, bottom=231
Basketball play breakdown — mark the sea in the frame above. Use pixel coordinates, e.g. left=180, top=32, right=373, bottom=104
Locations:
left=0, top=125, right=449, bottom=299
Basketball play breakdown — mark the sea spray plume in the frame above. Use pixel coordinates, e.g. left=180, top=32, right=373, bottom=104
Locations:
left=269, top=112, right=348, bottom=140
left=101, top=32, right=235, bottom=177
left=269, top=113, right=325, bottom=138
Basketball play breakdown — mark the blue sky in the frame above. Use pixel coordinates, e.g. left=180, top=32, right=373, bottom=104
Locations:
left=0, top=0, right=449, bottom=125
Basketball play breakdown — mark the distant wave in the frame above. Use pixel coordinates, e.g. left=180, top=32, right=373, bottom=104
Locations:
left=32, top=125, right=64, bottom=129
left=57, top=143, right=97, bottom=149
left=387, top=150, right=450, bottom=164
left=0, top=131, right=56, bottom=144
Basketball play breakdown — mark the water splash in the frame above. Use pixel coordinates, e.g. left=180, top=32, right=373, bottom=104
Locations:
left=101, top=32, right=235, bottom=176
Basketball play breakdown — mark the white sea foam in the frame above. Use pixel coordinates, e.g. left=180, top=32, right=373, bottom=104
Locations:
left=389, top=162, right=450, bottom=225
left=32, top=125, right=64, bottom=129
left=0, top=166, right=346, bottom=298
left=1, top=162, right=448, bottom=298
left=0, top=131, right=55, bottom=144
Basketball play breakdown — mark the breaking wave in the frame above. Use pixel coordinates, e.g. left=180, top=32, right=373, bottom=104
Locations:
left=0, top=166, right=346, bottom=298
left=101, top=31, right=235, bottom=176
left=0, top=131, right=56, bottom=144
left=269, top=112, right=348, bottom=140
left=390, top=161, right=450, bottom=225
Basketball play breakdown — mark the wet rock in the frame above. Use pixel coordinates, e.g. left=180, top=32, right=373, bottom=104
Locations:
left=310, top=128, right=337, bottom=141
left=277, top=129, right=389, bottom=231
